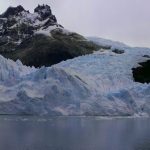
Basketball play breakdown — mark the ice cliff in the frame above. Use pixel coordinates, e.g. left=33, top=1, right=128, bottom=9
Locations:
left=0, top=38, right=149, bottom=116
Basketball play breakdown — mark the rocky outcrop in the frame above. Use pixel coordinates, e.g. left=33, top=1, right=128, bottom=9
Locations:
left=132, top=60, right=150, bottom=83
left=34, top=4, right=56, bottom=22
left=0, top=5, right=25, bottom=18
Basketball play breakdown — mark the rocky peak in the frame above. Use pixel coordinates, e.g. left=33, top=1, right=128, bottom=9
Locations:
left=0, top=4, right=100, bottom=68
left=0, top=4, right=61, bottom=52
left=0, top=5, right=25, bottom=18
left=34, top=4, right=56, bottom=21
left=34, top=4, right=51, bottom=14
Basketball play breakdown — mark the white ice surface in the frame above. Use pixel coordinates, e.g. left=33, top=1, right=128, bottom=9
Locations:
left=0, top=37, right=149, bottom=116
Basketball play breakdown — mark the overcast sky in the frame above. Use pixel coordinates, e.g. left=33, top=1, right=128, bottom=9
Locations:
left=0, top=0, right=150, bottom=47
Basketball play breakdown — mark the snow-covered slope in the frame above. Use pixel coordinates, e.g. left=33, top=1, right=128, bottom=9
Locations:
left=0, top=38, right=149, bottom=116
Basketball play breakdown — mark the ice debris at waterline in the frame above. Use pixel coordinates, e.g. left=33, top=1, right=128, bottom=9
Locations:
left=0, top=38, right=149, bottom=116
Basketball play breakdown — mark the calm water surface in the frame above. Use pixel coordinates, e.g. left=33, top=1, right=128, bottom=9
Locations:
left=0, top=116, right=150, bottom=150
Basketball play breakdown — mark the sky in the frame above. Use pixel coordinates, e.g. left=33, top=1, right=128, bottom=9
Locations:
left=0, top=0, right=150, bottom=47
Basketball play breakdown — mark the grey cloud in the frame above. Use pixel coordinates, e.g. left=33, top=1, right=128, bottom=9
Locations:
left=0, top=0, right=150, bottom=47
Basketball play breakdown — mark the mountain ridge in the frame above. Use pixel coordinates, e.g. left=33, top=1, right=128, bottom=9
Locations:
left=0, top=4, right=100, bottom=67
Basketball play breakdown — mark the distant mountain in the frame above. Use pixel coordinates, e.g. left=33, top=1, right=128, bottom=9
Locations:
left=0, top=5, right=100, bottom=67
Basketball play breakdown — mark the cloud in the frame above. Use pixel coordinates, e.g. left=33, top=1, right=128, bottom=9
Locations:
left=0, top=0, right=150, bottom=47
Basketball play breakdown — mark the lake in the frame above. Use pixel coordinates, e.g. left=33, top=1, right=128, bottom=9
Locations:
left=0, top=116, right=150, bottom=150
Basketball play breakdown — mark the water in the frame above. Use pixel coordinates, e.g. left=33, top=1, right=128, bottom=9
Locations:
left=0, top=116, right=150, bottom=150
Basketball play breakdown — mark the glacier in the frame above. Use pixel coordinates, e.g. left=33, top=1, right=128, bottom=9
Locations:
left=0, top=37, right=149, bottom=116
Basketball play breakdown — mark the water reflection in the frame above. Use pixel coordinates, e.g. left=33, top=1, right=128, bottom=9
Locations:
left=0, top=116, right=149, bottom=150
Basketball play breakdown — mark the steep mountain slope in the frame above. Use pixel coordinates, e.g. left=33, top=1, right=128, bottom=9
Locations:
left=0, top=38, right=149, bottom=116
left=0, top=5, right=100, bottom=67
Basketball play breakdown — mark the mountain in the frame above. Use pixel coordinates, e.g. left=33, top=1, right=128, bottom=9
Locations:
left=0, top=5, right=100, bottom=67
left=0, top=5, right=149, bottom=117
left=0, top=38, right=149, bottom=116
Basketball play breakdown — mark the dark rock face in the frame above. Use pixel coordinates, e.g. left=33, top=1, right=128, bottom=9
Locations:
left=34, top=4, right=56, bottom=22
left=132, top=60, right=150, bottom=83
left=0, top=4, right=100, bottom=67
left=0, top=5, right=25, bottom=18
left=112, top=49, right=124, bottom=54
